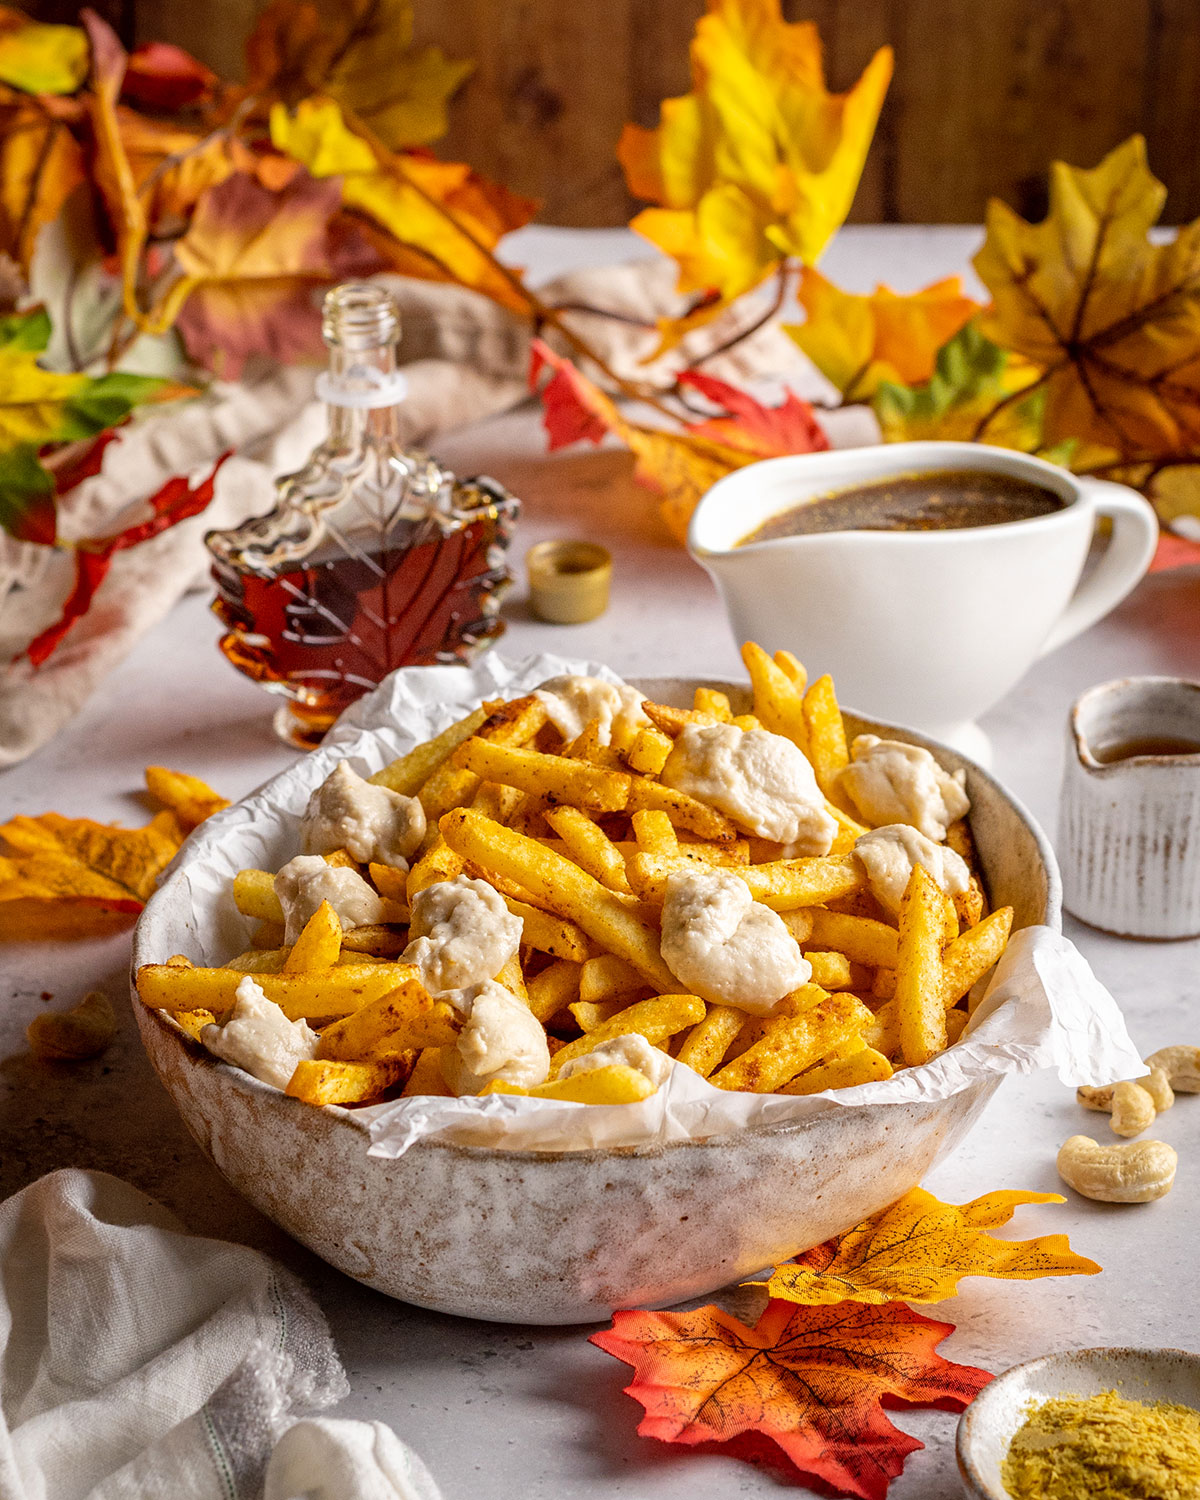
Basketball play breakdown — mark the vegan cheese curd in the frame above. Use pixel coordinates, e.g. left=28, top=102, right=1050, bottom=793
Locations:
left=534, top=675, right=651, bottom=746
left=201, top=976, right=318, bottom=1090
left=854, top=824, right=970, bottom=916
left=660, top=722, right=837, bottom=852
left=558, top=1033, right=674, bottom=1089
left=403, top=875, right=522, bottom=998
left=659, top=866, right=811, bottom=1014
left=274, top=855, right=387, bottom=944
left=301, top=761, right=426, bottom=868
left=839, top=734, right=970, bottom=841
left=441, top=980, right=552, bottom=1095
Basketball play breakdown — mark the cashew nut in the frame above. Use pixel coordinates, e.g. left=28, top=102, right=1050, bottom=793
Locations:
left=1056, top=1134, right=1177, bottom=1203
left=26, top=990, right=116, bottom=1061
left=1139, top=1066, right=1175, bottom=1112
left=1109, top=1080, right=1156, bottom=1137
left=1144, top=1045, right=1200, bottom=1093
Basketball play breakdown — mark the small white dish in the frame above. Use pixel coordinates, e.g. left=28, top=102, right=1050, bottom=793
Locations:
left=957, top=1345, right=1200, bottom=1499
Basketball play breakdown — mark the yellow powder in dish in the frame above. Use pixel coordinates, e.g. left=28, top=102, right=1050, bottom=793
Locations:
left=1002, top=1387, right=1200, bottom=1500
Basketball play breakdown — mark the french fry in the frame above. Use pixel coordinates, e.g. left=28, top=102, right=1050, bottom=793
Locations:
left=544, top=805, right=631, bottom=893
left=873, top=967, right=897, bottom=1001
left=677, top=835, right=750, bottom=866
left=864, top=999, right=899, bottom=1058
left=693, top=687, right=733, bottom=721
left=954, top=881, right=986, bottom=928
left=773, top=649, right=807, bottom=694
left=895, top=866, right=948, bottom=1066
left=549, top=994, right=706, bottom=1074
left=802, top=674, right=853, bottom=808
left=807, top=908, right=899, bottom=969
left=370, top=706, right=488, bottom=795
left=144, top=766, right=229, bottom=831
left=578, top=952, right=647, bottom=1005
left=564, top=718, right=625, bottom=772
left=283, top=901, right=343, bottom=972
left=368, top=862, right=408, bottom=902
left=710, top=989, right=873, bottom=1093
left=628, top=850, right=864, bottom=912
left=484, top=1064, right=655, bottom=1105
left=627, top=727, right=674, bottom=776
left=317, top=971, right=458, bottom=1059
left=826, top=802, right=870, bottom=853
left=414, top=697, right=547, bottom=828
left=945, top=1007, right=969, bottom=1044
left=233, top=868, right=282, bottom=924
left=526, top=958, right=581, bottom=1023
left=804, top=950, right=854, bottom=991
left=625, top=777, right=739, bottom=842
left=942, top=906, right=1014, bottom=1006
left=402, top=1046, right=451, bottom=1096
left=640, top=701, right=720, bottom=735
left=136, top=961, right=406, bottom=1021
left=286, top=1057, right=409, bottom=1106
left=341, top=925, right=407, bottom=957
left=731, top=714, right=761, bottom=731
left=321, top=848, right=361, bottom=871
left=780, top=909, right=815, bottom=944
left=495, top=950, right=529, bottom=1003
left=780, top=1042, right=893, bottom=1094
left=224, top=947, right=287, bottom=973
left=741, top=640, right=808, bottom=749
left=676, top=1003, right=745, bottom=1078
left=569, top=997, right=628, bottom=1032
left=501, top=894, right=591, bottom=963
left=172, top=1008, right=215, bottom=1041
left=440, top=808, right=677, bottom=991
left=406, top=838, right=465, bottom=902
left=451, top=738, right=631, bottom=813
left=471, top=780, right=524, bottom=824
left=631, top=809, right=678, bottom=854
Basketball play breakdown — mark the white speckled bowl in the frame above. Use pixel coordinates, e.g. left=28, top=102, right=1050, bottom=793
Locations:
left=957, top=1346, right=1200, bottom=1498
left=131, top=678, right=1059, bottom=1324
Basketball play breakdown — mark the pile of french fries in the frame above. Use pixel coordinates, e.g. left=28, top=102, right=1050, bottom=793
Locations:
left=135, top=643, right=1014, bottom=1112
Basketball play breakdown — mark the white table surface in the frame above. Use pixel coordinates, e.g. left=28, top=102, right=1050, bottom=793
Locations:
left=4, top=226, right=1200, bottom=1499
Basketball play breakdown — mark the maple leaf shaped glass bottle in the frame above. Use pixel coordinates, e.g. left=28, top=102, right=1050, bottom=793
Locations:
left=207, top=283, right=519, bottom=748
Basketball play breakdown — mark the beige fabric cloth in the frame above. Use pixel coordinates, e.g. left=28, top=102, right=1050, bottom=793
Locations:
left=0, top=260, right=874, bottom=768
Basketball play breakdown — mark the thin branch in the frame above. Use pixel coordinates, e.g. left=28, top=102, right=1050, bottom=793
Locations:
left=971, top=368, right=1054, bottom=441
left=686, top=263, right=792, bottom=369
left=543, top=300, right=659, bottom=329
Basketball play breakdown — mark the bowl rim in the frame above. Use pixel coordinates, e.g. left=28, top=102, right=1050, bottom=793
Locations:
left=132, top=675, right=1061, bottom=1165
left=955, top=1344, right=1200, bottom=1500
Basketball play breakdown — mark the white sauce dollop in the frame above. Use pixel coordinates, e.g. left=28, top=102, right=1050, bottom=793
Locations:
left=274, top=855, right=387, bottom=945
left=558, top=1033, right=674, bottom=1090
left=659, top=867, right=811, bottom=1015
left=301, top=761, right=425, bottom=868
left=854, top=824, right=971, bottom=916
left=839, top=735, right=970, bottom=841
left=534, top=674, right=650, bottom=745
left=201, top=976, right=318, bottom=1091
left=660, top=722, right=836, bottom=853
left=403, top=875, right=522, bottom=998
left=440, top=980, right=551, bottom=1095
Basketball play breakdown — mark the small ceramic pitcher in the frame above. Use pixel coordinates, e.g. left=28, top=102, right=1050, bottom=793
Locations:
left=1059, top=677, right=1200, bottom=938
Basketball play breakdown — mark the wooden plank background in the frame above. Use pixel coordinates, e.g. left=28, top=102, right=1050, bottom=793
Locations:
left=32, top=0, right=1200, bottom=226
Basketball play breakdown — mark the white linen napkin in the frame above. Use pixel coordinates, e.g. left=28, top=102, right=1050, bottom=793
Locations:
left=0, top=1169, right=441, bottom=1500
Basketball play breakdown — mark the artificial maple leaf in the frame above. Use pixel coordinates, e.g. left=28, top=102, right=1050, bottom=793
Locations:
left=976, top=134, right=1200, bottom=458
left=0, top=766, right=225, bottom=938
left=0, top=6, right=87, bottom=94
left=766, top=1187, right=1100, bottom=1307
left=25, top=453, right=228, bottom=665
left=247, top=0, right=472, bottom=149
left=270, top=97, right=536, bottom=312
left=618, top=0, right=892, bottom=306
left=592, top=1297, right=990, bottom=1500
left=788, top=268, right=979, bottom=400
left=118, top=109, right=261, bottom=240
left=120, top=41, right=216, bottom=111
left=872, top=322, right=1048, bottom=452
left=172, top=169, right=361, bottom=376
left=678, top=369, right=829, bottom=457
left=0, top=94, right=85, bottom=271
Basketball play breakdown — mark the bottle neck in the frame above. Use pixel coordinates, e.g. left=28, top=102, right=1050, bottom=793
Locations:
left=324, top=340, right=403, bottom=447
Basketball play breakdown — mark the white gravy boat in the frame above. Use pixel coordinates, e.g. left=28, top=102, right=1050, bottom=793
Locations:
left=688, top=441, right=1157, bottom=757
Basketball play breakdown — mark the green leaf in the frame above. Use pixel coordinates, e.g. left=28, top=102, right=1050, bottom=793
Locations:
left=0, top=442, right=56, bottom=543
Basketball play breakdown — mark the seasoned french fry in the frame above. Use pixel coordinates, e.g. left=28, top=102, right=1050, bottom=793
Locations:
left=731, top=714, right=761, bottom=731
left=780, top=1043, right=893, bottom=1094
left=415, top=697, right=546, bottom=827
left=564, top=718, right=626, bottom=771
left=549, top=994, right=706, bottom=1074
left=545, top=805, right=631, bottom=893
left=440, top=808, right=677, bottom=991
left=471, top=780, right=524, bottom=824
left=864, top=998, right=899, bottom=1058
left=144, top=766, right=229, bottom=832
left=954, top=881, right=986, bottom=928
left=569, top=997, right=628, bottom=1032
left=711, top=989, right=873, bottom=1092
left=368, top=862, right=408, bottom=902
left=283, top=901, right=343, bottom=972
left=451, top=738, right=631, bottom=813
left=495, top=950, right=529, bottom=1003
left=402, top=1046, right=451, bottom=1097
left=136, top=961, right=406, bottom=1022
left=773, top=649, right=807, bottom=694
left=625, top=777, right=739, bottom=842
left=628, top=850, right=864, bottom=911
left=501, top=894, right=591, bottom=963
left=741, top=641, right=808, bottom=749
left=693, top=687, right=733, bottom=721
left=406, top=838, right=465, bottom=902
left=780, top=909, right=815, bottom=945
left=317, top=971, right=458, bottom=1059
left=526, top=958, right=581, bottom=1023
left=627, top=727, right=674, bottom=776
left=173, top=1008, right=215, bottom=1041
left=341, top=925, right=407, bottom=957
left=676, top=1003, right=745, bottom=1078
left=578, top=952, right=647, bottom=1005
left=802, top=674, right=852, bottom=808
left=807, top=908, right=899, bottom=969
left=286, top=1057, right=409, bottom=1106
left=631, top=808, right=678, bottom=854
left=224, top=947, right=287, bottom=973
left=477, top=694, right=551, bottom=747
left=945, top=1007, right=970, bottom=1044
left=640, top=701, right=720, bottom=735
left=484, top=1064, right=655, bottom=1105
left=895, top=866, right=947, bottom=1066
left=942, top=906, right=1013, bottom=1006
left=825, top=802, right=870, bottom=853
left=370, top=706, right=488, bottom=795
left=233, top=868, right=282, bottom=923
left=945, top=816, right=979, bottom=871
left=322, top=848, right=361, bottom=871
left=873, top=967, right=897, bottom=1001
left=804, top=950, right=853, bottom=991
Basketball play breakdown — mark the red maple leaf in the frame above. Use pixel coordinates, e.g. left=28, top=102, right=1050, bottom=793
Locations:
left=121, top=41, right=217, bottom=110
left=590, top=1297, right=991, bottom=1500
left=678, top=370, right=830, bottom=457
left=26, top=454, right=229, bottom=667
left=529, top=337, right=615, bottom=451
left=1149, top=530, right=1200, bottom=572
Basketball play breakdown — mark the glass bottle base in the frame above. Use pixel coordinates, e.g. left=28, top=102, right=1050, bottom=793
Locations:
left=273, top=701, right=336, bottom=751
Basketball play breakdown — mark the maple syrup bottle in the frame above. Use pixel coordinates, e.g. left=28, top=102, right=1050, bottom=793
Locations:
left=207, top=282, right=519, bottom=748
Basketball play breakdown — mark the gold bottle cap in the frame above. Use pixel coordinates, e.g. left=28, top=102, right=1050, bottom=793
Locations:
left=526, top=540, right=612, bottom=624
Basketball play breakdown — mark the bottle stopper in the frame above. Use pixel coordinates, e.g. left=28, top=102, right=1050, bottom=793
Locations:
left=526, top=540, right=612, bottom=624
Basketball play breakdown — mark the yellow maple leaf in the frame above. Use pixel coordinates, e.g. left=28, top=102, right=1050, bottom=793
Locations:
left=788, top=267, right=978, bottom=400
left=0, top=316, right=89, bottom=450
left=975, top=134, right=1200, bottom=457
left=0, top=6, right=87, bottom=95
left=247, top=0, right=472, bottom=149
left=618, top=0, right=892, bottom=304
left=270, top=97, right=536, bottom=313
left=764, top=1186, right=1100, bottom=1306
left=0, top=96, right=84, bottom=271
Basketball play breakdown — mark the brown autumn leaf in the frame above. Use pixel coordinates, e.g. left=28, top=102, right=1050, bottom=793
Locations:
left=0, top=93, right=85, bottom=271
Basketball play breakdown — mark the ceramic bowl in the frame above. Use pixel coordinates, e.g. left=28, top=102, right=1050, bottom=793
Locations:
left=131, top=678, right=1059, bottom=1325
left=957, top=1345, right=1200, bottom=1498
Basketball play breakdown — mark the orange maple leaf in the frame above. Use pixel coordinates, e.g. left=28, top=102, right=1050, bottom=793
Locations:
left=0, top=94, right=84, bottom=271
left=765, top=1187, right=1101, bottom=1306
left=591, top=1297, right=991, bottom=1500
